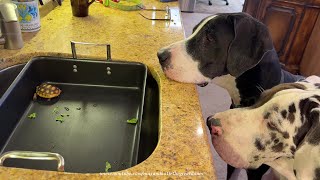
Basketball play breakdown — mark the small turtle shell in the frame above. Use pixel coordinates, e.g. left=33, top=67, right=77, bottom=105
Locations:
left=36, top=83, right=61, bottom=99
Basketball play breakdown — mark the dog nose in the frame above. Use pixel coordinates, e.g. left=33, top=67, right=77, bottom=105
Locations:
left=207, top=116, right=223, bottom=136
left=157, top=49, right=170, bottom=65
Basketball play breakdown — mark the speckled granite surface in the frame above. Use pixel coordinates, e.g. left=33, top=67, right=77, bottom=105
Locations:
left=0, top=0, right=216, bottom=179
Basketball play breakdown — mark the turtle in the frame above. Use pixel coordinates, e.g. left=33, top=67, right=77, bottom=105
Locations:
left=33, top=83, right=62, bottom=101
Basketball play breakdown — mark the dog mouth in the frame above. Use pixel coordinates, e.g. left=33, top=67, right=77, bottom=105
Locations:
left=197, top=82, right=209, bottom=87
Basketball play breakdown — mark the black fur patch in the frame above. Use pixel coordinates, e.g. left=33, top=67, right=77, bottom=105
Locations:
left=293, top=119, right=313, bottom=146
left=267, top=122, right=289, bottom=139
left=271, top=142, right=284, bottom=152
left=314, top=168, right=320, bottom=180
left=265, top=140, right=271, bottom=145
left=299, top=98, right=319, bottom=123
left=290, top=146, right=296, bottom=155
left=294, top=169, right=297, bottom=176
left=313, top=95, right=320, bottom=102
left=273, top=106, right=279, bottom=112
left=287, top=103, right=297, bottom=124
left=274, top=138, right=279, bottom=144
left=264, top=112, right=271, bottom=119
left=294, top=97, right=320, bottom=145
left=294, top=123, right=312, bottom=146
left=288, top=113, right=295, bottom=124
left=314, top=83, right=320, bottom=89
left=236, top=66, right=265, bottom=107
left=281, top=110, right=287, bottom=119
left=255, top=139, right=265, bottom=151
left=270, top=132, right=277, bottom=140
left=307, top=112, right=320, bottom=145
left=267, top=122, right=278, bottom=131
left=289, top=103, right=296, bottom=113
left=253, top=155, right=259, bottom=161
left=283, top=131, right=289, bottom=139
left=299, top=99, right=308, bottom=123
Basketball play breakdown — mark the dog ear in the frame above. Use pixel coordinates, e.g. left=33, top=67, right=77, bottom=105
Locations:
left=251, top=83, right=307, bottom=108
left=295, top=94, right=320, bottom=145
left=226, top=13, right=274, bottom=77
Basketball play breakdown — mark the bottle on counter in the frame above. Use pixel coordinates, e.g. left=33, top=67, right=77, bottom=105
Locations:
left=12, top=0, right=40, bottom=32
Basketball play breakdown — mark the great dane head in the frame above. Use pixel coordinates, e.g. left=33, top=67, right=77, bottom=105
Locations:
left=157, top=12, right=274, bottom=86
left=207, top=76, right=320, bottom=179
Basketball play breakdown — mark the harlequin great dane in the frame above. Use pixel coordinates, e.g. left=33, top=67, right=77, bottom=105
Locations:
left=157, top=12, right=305, bottom=179
left=207, top=76, right=320, bottom=180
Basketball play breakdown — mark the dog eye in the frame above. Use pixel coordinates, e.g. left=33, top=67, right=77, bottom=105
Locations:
left=206, top=33, right=214, bottom=42
left=206, top=33, right=215, bottom=42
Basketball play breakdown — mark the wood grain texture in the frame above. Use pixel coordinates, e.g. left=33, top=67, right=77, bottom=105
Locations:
left=300, top=15, right=320, bottom=76
left=262, top=4, right=297, bottom=58
left=244, top=0, right=320, bottom=74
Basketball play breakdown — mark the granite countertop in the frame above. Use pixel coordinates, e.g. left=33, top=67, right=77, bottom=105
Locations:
left=0, top=0, right=216, bottom=179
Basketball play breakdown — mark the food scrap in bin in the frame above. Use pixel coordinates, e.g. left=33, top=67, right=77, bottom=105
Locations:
left=127, top=118, right=138, bottom=124
left=105, top=161, right=112, bottom=172
left=28, top=113, right=37, bottom=119
left=55, top=116, right=64, bottom=123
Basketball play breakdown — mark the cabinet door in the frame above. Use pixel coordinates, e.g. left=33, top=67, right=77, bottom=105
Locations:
left=243, top=0, right=261, bottom=17
left=300, top=14, right=320, bottom=76
left=257, top=0, right=304, bottom=71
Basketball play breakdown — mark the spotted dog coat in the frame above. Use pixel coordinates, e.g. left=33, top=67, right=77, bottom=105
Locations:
left=207, top=76, right=320, bottom=180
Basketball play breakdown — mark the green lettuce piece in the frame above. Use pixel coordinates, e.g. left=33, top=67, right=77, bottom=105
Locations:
left=105, top=161, right=111, bottom=172
left=127, top=118, right=138, bottom=124
left=28, top=113, right=37, bottom=119
left=55, top=116, right=64, bottom=123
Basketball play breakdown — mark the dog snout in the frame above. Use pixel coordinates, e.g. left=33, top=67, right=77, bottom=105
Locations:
left=157, top=49, right=171, bottom=65
left=207, top=116, right=223, bottom=136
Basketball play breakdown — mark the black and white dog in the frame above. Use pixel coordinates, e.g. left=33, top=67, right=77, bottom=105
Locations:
left=207, top=77, right=320, bottom=179
left=157, top=12, right=304, bottom=179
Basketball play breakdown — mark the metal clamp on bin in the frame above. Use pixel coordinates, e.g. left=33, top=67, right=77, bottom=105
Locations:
left=70, top=41, right=112, bottom=61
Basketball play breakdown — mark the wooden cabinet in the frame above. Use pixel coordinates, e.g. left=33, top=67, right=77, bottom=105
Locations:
left=300, top=16, right=320, bottom=76
left=243, top=0, right=320, bottom=75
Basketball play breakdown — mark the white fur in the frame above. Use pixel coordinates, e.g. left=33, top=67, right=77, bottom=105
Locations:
left=294, top=143, right=320, bottom=180
left=265, top=158, right=295, bottom=180
left=160, top=42, right=211, bottom=84
left=213, top=74, right=241, bottom=105
left=159, top=16, right=217, bottom=84
left=305, top=75, right=320, bottom=84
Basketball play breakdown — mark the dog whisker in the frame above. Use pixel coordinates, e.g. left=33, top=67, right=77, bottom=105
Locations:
left=256, top=84, right=265, bottom=93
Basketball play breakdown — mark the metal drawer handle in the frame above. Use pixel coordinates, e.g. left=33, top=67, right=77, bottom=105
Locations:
left=70, top=41, right=112, bottom=61
left=0, top=151, right=65, bottom=172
